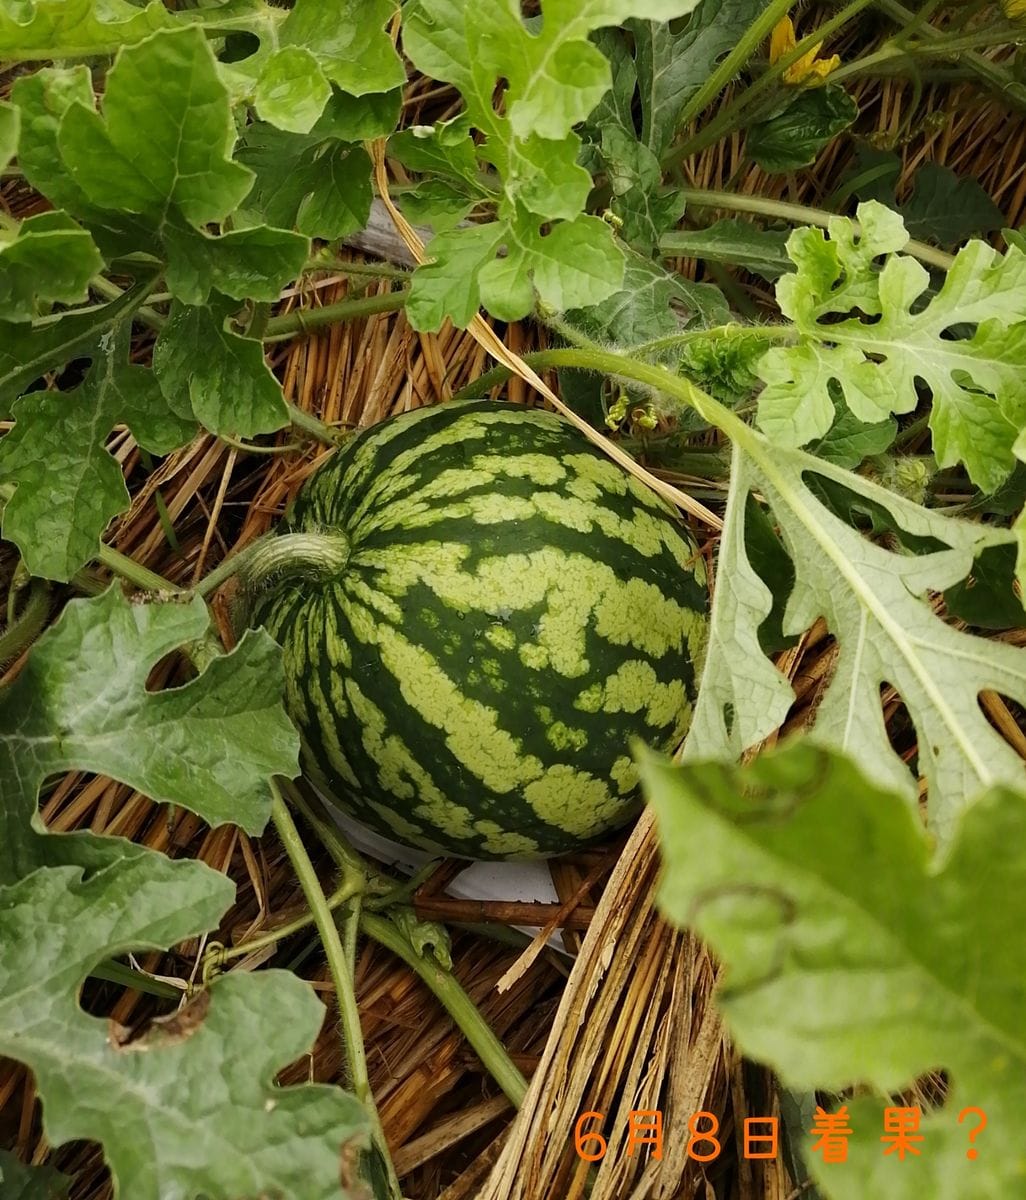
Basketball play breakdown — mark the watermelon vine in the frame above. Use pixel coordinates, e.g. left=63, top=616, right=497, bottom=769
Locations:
left=2, top=2, right=1026, bottom=1199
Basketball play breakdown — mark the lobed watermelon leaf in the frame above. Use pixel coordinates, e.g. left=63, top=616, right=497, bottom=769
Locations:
left=755, top=201, right=1026, bottom=492
left=644, top=740, right=1026, bottom=1200
left=0, top=870, right=368, bottom=1200
left=0, top=316, right=195, bottom=580
left=689, top=431, right=1026, bottom=839
left=0, top=211, right=102, bottom=323
left=0, top=586, right=363, bottom=1199
left=0, top=586, right=299, bottom=876
left=402, top=0, right=704, bottom=326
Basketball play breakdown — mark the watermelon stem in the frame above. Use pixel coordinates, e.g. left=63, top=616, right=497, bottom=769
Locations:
left=239, top=531, right=352, bottom=588
left=195, top=530, right=352, bottom=605
left=270, top=780, right=405, bottom=1199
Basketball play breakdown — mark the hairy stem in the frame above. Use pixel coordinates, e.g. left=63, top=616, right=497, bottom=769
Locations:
left=663, top=189, right=954, bottom=270
left=873, top=0, right=1026, bottom=103
left=667, top=0, right=876, bottom=164
left=263, top=289, right=407, bottom=341
left=97, top=543, right=186, bottom=594
left=285, top=780, right=529, bottom=1107
left=671, top=0, right=798, bottom=135
left=218, top=873, right=366, bottom=963
left=285, top=402, right=347, bottom=446
left=361, top=912, right=529, bottom=1107
left=270, top=782, right=403, bottom=1200
left=0, top=579, right=51, bottom=665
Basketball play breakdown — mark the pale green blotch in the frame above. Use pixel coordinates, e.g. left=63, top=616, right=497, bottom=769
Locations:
left=367, top=799, right=432, bottom=846
left=381, top=454, right=565, bottom=518
left=346, top=678, right=481, bottom=840
left=373, top=491, right=539, bottom=537
left=323, top=591, right=353, bottom=668
left=588, top=660, right=688, bottom=727
left=312, top=631, right=363, bottom=791
left=593, top=576, right=695, bottom=658
left=369, top=543, right=548, bottom=616
left=523, top=765, right=621, bottom=837
left=351, top=409, right=532, bottom=525
left=344, top=574, right=402, bottom=624
left=547, top=721, right=588, bottom=752
left=563, top=452, right=628, bottom=497
left=472, top=819, right=539, bottom=857
left=337, top=403, right=443, bottom=509
left=485, top=625, right=516, bottom=651
left=489, top=452, right=566, bottom=487
left=610, top=755, right=639, bottom=795
left=374, top=622, right=545, bottom=793
left=533, top=491, right=679, bottom=560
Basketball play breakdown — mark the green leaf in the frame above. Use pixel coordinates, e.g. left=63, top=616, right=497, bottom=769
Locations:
left=389, top=114, right=482, bottom=184
left=566, top=247, right=728, bottom=346
left=403, top=0, right=703, bottom=324
left=0, top=587, right=300, bottom=872
left=253, top=45, right=332, bottom=134
left=280, top=0, right=406, bottom=96
left=11, top=65, right=154, bottom=255
left=512, top=1, right=705, bottom=142
left=0, top=319, right=194, bottom=579
left=478, top=212, right=624, bottom=322
left=236, top=124, right=374, bottom=241
left=660, top=217, right=792, bottom=280
left=689, top=445, right=795, bottom=753
left=0, top=211, right=103, bottom=321
left=806, top=389, right=897, bottom=469
left=756, top=201, right=1026, bottom=492
left=57, top=27, right=252, bottom=227
left=944, top=543, right=1025, bottom=629
left=0, top=587, right=350, bottom=1198
left=0, top=284, right=141, bottom=412
left=20, top=30, right=311, bottom=304
left=406, top=222, right=504, bottom=329
left=645, top=740, right=1026, bottom=1200
left=398, top=179, right=477, bottom=232
left=0, top=99, right=19, bottom=169
left=747, top=86, right=858, bottom=173
left=314, top=88, right=402, bottom=141
left=677, top=325, right=777, bottom=404
left=153, top=297, right=289, bottom=437
left=0, top=1152, right=69, bottom=1200
left=163, top=219, right=308, bottom=305
left=0, top=865, right=367, bottom=1200
left=742, top=493, right=797, bottom=654
left=691, top=432, right=1026, bottom=836
left=848, top=145, right=1004, bottom=247
left=0, top=0, right=173, bottom=58
left=631, top=0, right=773, bottom=155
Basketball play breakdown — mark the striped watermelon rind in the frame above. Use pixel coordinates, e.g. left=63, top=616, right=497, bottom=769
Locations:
left=249, top=399, right=708, bottom=860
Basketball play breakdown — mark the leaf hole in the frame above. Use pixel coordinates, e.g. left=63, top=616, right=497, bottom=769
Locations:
left=977, top=690, right=1026, bottom=760
left=878, top=682, right=921, bottom=798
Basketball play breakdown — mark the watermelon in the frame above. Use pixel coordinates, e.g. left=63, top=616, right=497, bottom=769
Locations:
left=247, top=399, right=708, bottom=860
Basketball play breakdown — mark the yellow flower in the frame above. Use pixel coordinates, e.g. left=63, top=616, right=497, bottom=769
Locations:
left=770, top=16, right=841, bottom=85
left=1002, top=0, right=1026, bottom=20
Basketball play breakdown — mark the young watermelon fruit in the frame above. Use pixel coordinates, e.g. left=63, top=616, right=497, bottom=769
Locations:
left=247, top=399, right=708, bottom=859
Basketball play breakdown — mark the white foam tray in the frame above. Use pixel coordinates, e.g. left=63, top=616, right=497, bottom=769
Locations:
left=323, top=798, right=575, bottom=957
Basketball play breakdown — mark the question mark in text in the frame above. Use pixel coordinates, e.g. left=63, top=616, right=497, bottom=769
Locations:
left=958, top=1108, right=987, bottom=1160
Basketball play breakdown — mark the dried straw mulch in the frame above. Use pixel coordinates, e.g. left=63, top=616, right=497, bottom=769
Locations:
left=3, top=7, right=1026, bottom=1199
